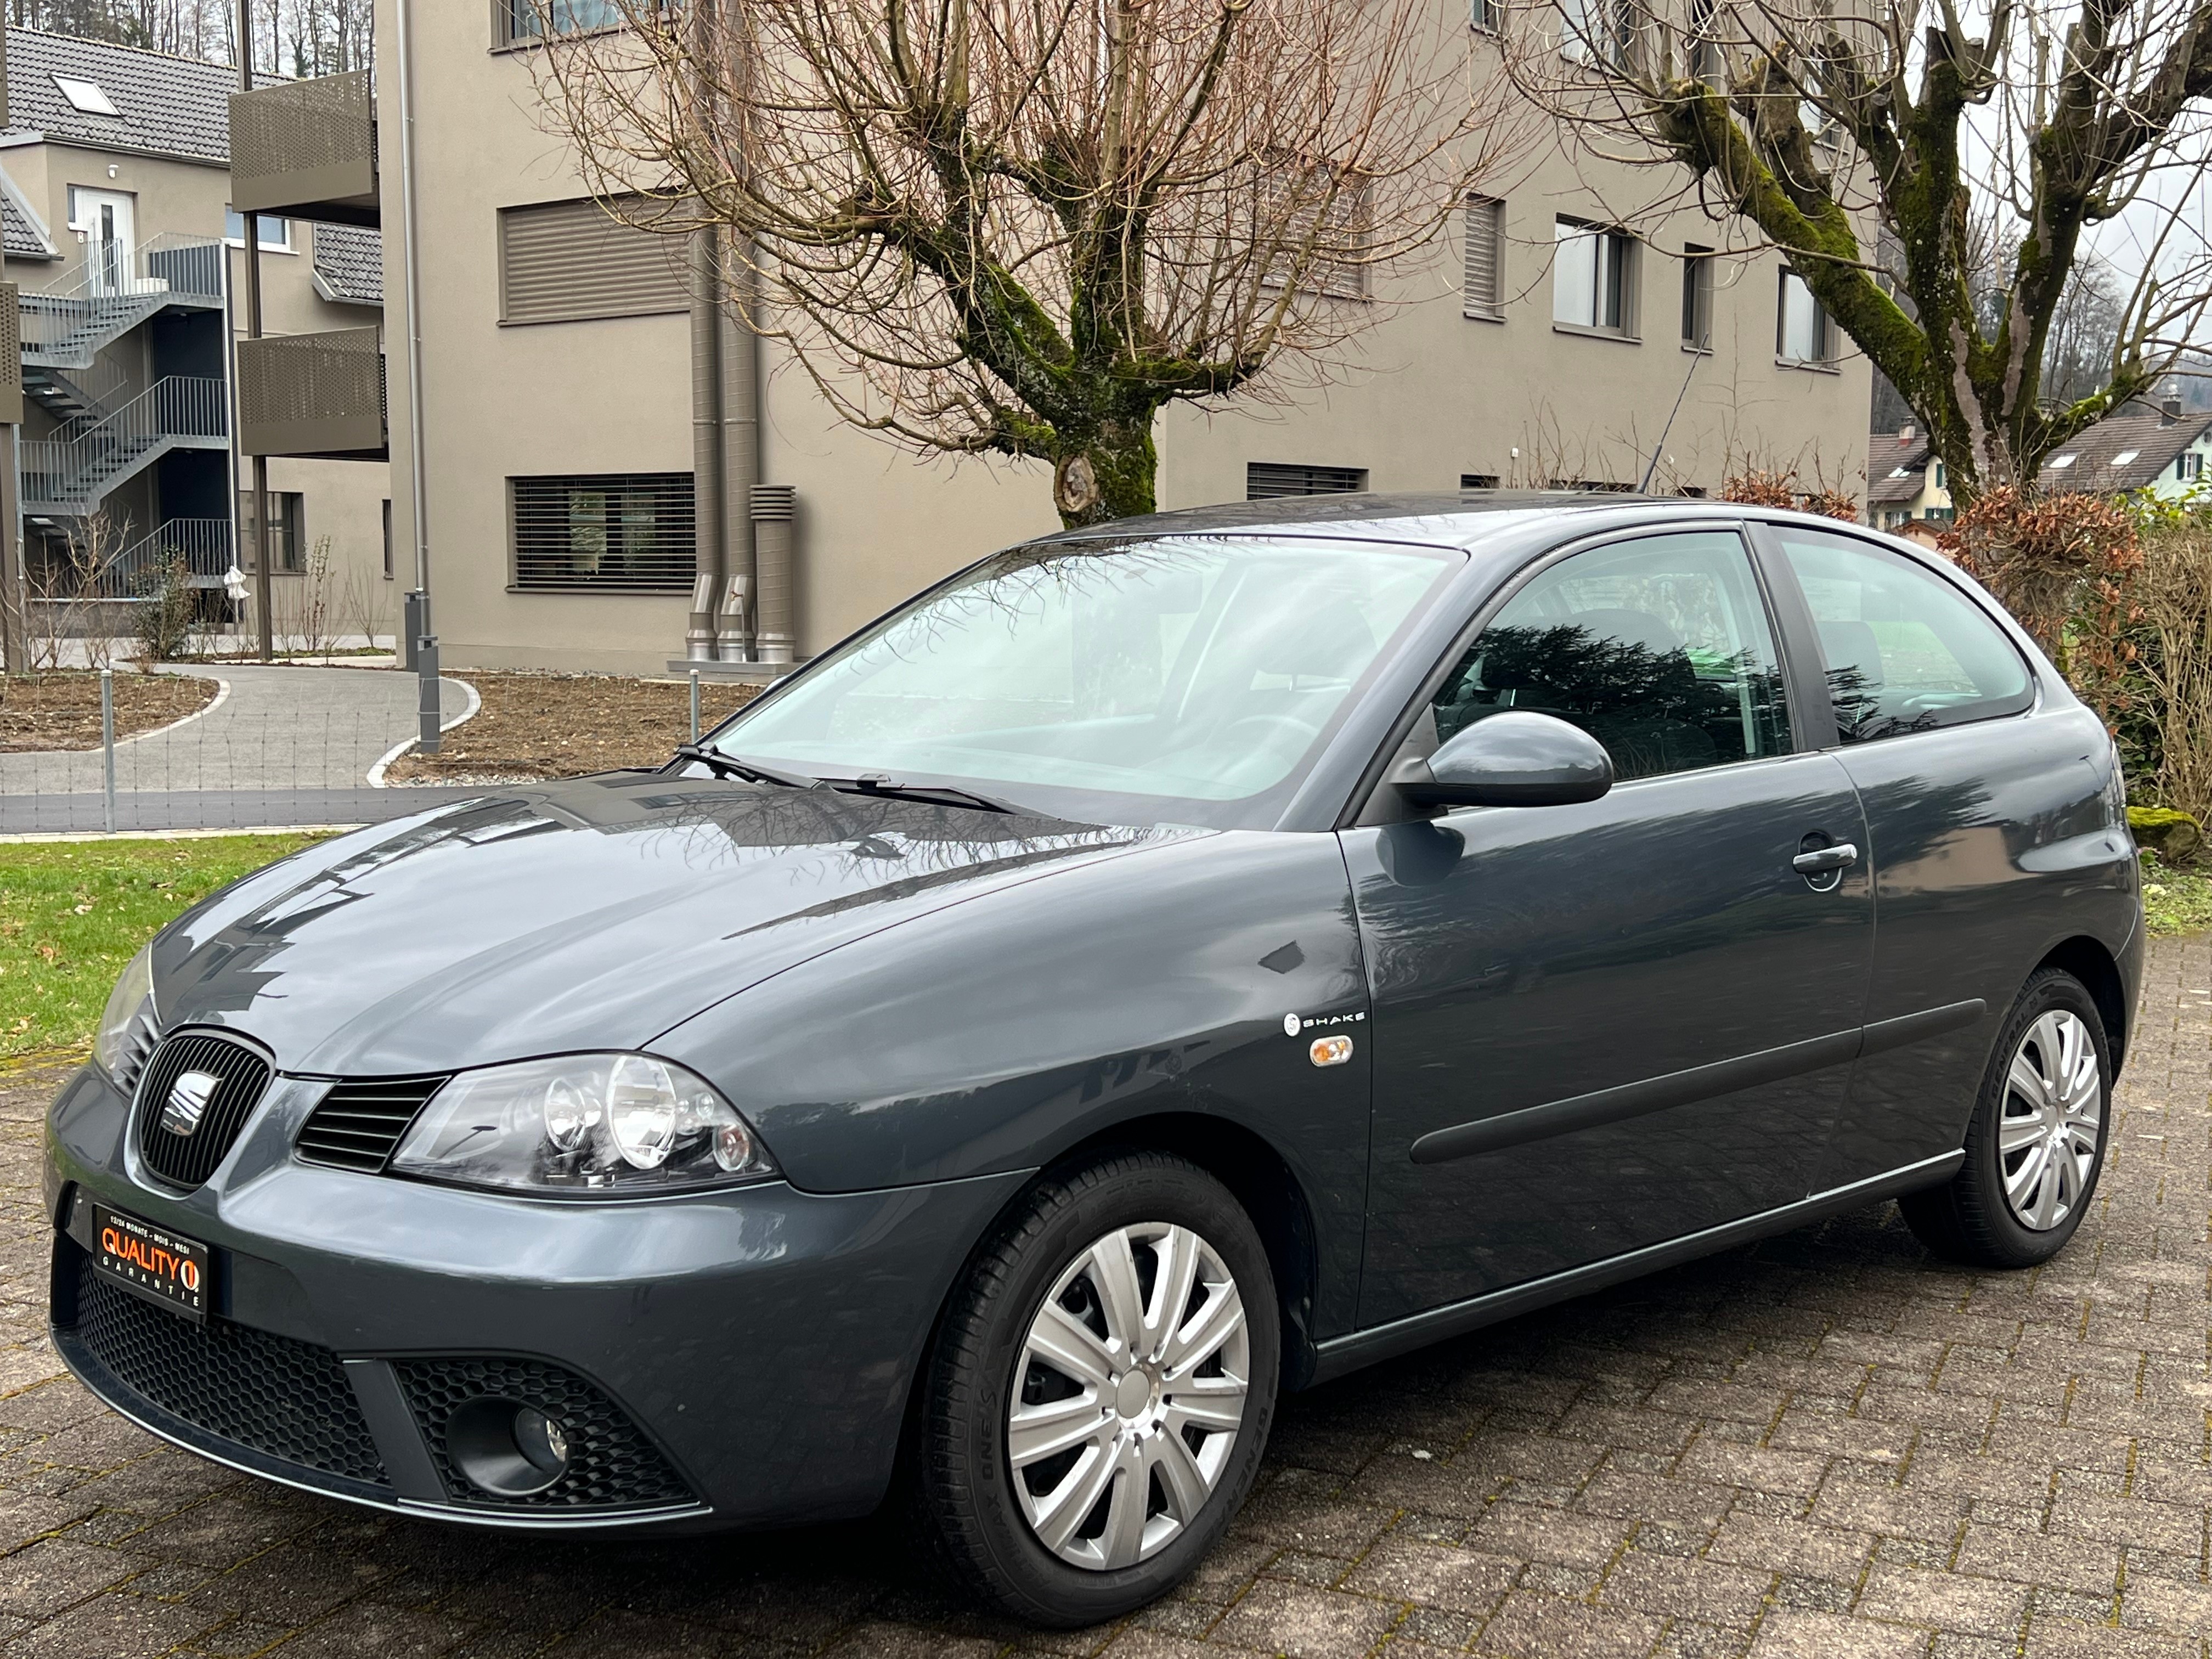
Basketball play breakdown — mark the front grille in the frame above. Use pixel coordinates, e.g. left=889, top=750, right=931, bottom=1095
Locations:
left=396, top=1356, right=694, bottom=1511
left=295, top=1076, right=448, bottom=1172
left=134, top=1031, right=272, bottom=1189
left=69, top=1256, right=387, bottom=1486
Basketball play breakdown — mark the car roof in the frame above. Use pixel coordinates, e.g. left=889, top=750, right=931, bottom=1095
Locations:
left=1041, top=492, right=1854, bottom=551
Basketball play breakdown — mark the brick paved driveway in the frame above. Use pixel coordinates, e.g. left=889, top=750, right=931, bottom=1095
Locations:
left=2, top=938, right=2206, bottom=1659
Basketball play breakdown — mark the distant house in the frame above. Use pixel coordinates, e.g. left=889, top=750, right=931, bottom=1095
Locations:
left=2038, top=398, right=2212, bottom=502
left=1866, top=425, right=1951, bottom=528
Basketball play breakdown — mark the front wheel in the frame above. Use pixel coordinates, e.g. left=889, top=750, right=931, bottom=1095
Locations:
left=912, top=1152, right=1279, bottom=1626
left=1900, top=967, right=2111, bottom=1267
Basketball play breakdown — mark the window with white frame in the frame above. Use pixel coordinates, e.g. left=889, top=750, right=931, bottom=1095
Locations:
left=1463, top=196, right=1505, bottom=319
left=1555, top=218, right=1636, bottom=336
left=1680, top=245, right=1713, bottom=348
left=1776, top=272, right=1832, bottom=363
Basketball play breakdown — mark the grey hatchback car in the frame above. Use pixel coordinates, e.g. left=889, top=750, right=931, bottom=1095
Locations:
left=47, top=496, right=2138, bottom=1626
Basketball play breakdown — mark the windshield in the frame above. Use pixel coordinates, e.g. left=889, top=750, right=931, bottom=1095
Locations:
left=707, top=534, right=1463, bottom=827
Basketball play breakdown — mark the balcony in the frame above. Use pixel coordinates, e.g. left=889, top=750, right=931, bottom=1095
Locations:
left=236, top=326, right=388, bottom=460
left=230, top=70, right=379, bottom=228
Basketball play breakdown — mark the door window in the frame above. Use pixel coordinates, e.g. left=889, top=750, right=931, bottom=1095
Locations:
left=1771, top=527, right=2032, bottom=742
left=1430, top=529, right=1791, bottom=781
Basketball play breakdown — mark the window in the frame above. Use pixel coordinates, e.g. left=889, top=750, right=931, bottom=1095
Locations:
left=1260, top=162, right=1372, bottom=301
left=1471, top=0, right=1498, bottom=28
left=1554, top=219, right=1635, bottom=336
left=1559, top=0, right=1634, bottom=66
left=499, top=198, right=689, bottom=325
left=1934, top=461, right=1947, bottom=489
left=52, top=76, right=120, bottom=117
left=382, top=499, right=393, bottom=580
left=511, top=473, right=696, bottom=591
left=2179, top=452, right=2202, bottom=482
left=1427, top=530, right=1790, bottom=782
left=1247, top=463, right=1367, bottom=499
left=1773, top=527, right=2032, bottom=742
left=1463, top=196, right=1505, bottom=319
left=1777, top=272, right=1831, bottom=363
left=495, top=0, right=625, bottom=45
left=2111, top=449, right=2140, bottom=469
left=1460, top=473, right=1500, bottom=489
left=1687, top=0, right=1724, bottom=80
left=1680, top=245, right=1713, bottom=349
left=239, top=490, right=305, bottom=573
left=224, top=209, right=292, bottom=250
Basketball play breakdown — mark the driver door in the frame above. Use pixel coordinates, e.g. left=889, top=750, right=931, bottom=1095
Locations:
left=1342, top=527, right=1874, bottom=1325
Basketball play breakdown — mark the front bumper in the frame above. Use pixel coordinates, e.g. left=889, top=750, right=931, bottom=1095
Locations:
left=46, top=1063, right=1027, bottom=1532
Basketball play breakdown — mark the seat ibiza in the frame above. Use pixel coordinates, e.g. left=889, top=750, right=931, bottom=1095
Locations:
left=47, top=495, right=2139, bottom=1626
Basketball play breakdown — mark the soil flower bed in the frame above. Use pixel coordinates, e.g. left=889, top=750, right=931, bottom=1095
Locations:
left=384, top=670, right=761, bottom=783
left=0, top=669, right=218, bottom=753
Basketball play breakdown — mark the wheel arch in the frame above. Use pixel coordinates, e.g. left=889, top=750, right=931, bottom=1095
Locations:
left=2036, top=935, right=2130, bottom=1070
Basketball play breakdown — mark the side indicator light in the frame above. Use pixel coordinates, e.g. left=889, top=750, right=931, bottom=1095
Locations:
left=1310, top=1036, right=1354, bottom=1068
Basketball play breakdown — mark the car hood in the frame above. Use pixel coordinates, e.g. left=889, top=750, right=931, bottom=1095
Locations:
left=149, top=775, right=1195, bottom=1076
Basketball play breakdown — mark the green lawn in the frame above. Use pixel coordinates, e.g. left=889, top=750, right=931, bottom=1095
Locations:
left=1, top=834, right=328, bottom=1064
left=2142, top=854, right=2212, bottom=938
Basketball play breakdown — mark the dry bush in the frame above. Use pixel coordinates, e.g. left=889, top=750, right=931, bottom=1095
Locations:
left=1941, top=487, right=2142, bottom=673
left=1719, top=469, right=1859, bottom=520
left=2117, top=521, right=2212, bottom=823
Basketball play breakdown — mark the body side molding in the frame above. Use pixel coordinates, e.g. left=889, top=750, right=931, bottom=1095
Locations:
left=1308, top=1149, right=1967, bottom=1385
left=1408, top=1000, right=1986, bottom=1165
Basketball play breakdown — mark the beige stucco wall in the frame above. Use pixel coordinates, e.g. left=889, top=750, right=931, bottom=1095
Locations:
left=378, top=3, right=1870, bottom=675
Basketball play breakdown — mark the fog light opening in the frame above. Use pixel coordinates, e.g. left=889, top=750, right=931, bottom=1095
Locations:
left=446, top=1397, right=572, bottom=1497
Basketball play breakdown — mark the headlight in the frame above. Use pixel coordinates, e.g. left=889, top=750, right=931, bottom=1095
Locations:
left=387, top=1053, right=778, bottom=1197
left=93, top=945, right=158, bottom=1088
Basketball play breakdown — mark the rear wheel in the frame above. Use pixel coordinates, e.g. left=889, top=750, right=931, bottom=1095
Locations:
left=912, top=1152, right=1279, bottom=1626
left=1900, top=968, right=2111, bottom=1267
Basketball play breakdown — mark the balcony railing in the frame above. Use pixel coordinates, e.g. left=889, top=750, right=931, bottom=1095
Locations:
left=237, top=326, right=388, bottom=459
left=22, top=376, right=229, bottom=511
left=230, top=70, right=379, bottom=227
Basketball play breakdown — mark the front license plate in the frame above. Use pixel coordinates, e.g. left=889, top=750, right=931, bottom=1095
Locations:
left=91, top=1205, right=210, bottom=1324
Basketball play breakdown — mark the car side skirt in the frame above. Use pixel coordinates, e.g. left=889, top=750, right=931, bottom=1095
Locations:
left=1308, top=1149, right=1965, bottom=1386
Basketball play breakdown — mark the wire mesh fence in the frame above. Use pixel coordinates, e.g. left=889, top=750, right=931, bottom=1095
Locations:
left=1, top=679, right=482, bottom=834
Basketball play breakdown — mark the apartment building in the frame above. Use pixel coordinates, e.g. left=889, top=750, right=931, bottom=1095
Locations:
left=0, top=27, right=389, bottom=629
left=332, top=2, right=1870, bottom=675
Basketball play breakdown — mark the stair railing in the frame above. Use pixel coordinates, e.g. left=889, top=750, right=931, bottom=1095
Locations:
left=21, top=376, right=229, bottom=508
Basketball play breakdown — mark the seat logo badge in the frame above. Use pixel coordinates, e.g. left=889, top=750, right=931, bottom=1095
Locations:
left=1310, top=1036, right=1355, bottom=1068
left=159, top=1070, right=221, bottom=1138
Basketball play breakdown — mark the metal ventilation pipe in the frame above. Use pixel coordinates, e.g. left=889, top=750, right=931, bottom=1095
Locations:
left=717, top=249, right=759, bottom=662
left=687, top=228, right=726, bottom=662
left=752, top=484, right=797, bottom=664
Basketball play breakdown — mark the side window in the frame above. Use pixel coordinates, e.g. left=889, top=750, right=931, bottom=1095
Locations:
left=1771, top=528, right=2033, bottom=743
left=1431, top=531, right=1791, bottom=782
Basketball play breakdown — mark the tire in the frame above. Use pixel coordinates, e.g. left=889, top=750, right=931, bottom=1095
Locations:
left=912, top=1150, right=1280, bottom=1627
left=1900, top=968, right=2112, bottom=1268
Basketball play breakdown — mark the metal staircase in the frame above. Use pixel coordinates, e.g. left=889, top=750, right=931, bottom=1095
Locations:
left=22, top=376, right=229, bottom=514
left=15, top=235, right=224, bottom=371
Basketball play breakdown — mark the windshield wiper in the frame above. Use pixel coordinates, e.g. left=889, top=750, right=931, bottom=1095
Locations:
left=669, top=744, right=821, bottom=789
left=833, top=775, right=1023, bottom=816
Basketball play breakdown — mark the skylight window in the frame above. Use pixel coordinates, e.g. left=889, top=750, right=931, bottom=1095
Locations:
left=2112, top=449, right=2140, bottom=467
left=1888, top=466, right=1911, bottom=478
left=53, top=76, right=120, bottom=117
left=2047, top=454, right=2076, bottom=469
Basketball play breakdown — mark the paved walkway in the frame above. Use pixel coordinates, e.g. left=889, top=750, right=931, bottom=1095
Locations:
left=0, top=665, right=475, bottom=832
left=0, top=938, right=2204, bottom=1657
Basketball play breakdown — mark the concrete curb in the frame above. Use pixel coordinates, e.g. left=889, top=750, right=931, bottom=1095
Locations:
left=366, top=676, right=482, bottom=787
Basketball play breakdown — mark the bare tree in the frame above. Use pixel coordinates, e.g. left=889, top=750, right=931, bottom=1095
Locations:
left=530, top=0, right=1528, bottom=526
left=1497, top=0, right=2212, bottom=505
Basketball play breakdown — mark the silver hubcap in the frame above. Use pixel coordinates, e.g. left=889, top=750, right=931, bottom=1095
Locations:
left=1008, top=1221, right=1250, bottom=1571
left=1999, top=1009, right=2103, bottom=1232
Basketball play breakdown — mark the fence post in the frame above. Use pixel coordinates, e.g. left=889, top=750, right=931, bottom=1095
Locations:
left=417, top=634, right=441, bottom=755
left=689, top=668, right=701, bottom=744
left=100, top=666, right=115, bottom=834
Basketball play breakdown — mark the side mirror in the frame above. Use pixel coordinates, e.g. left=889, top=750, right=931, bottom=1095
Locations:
left=1389, top=710, right=1614, bottom=808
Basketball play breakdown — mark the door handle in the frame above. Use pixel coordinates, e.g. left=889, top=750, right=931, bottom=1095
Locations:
left=1791, top=842, right=1859, bottom=875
